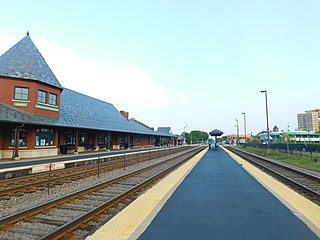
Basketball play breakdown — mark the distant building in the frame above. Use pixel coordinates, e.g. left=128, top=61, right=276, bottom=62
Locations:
left=157, top=127, right=172, bottom=134
left=297, top=109, right=320, bottom=132
left=228, top=134, right=252, bottom=144
left=258, top=130, right=320, bottom=143
left=273, top=125, right=279, bottom=132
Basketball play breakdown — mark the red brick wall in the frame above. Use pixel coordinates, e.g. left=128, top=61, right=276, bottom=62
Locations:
left=26, top=126, right=36, bottom=149
left=131, top=135, right=142, bottom=147
left=0, top=77, right=61, bottom=118
left=58, top=129, right=65, bottom=146
left=112, top=133, right=119, bottom=145
left=143, top=136, right=153, bottom=147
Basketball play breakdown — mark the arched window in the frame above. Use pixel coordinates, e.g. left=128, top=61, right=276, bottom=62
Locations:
left=36, top=128, right=55, bottom=146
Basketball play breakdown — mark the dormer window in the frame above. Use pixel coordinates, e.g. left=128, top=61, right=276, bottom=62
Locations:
left=38, top=90, right=47, bottom=103
left=49, top=93, right=57, bottom=106
left=35, top=89, right=59, bottom=112
left=14, top=87, right=29, bottom=100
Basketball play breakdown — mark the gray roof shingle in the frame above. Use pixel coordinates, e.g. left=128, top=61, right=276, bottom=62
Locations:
left=0, top=89, right=175, bottom=138
left=0, top=35, right=175, bottom=138
left=59, top=89, right=174, bottom=137
left=0, top=34, right=62, bottom=89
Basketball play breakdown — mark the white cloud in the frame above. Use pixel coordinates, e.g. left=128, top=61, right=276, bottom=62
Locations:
left=35, top=38, right=168, bottom=107
left=0, top=30, right=189, bottom=111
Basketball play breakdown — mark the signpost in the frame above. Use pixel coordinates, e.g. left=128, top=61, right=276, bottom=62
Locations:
left=32, top=162, right=65, bottom=195
left=32, top=162, right=65, bottom=174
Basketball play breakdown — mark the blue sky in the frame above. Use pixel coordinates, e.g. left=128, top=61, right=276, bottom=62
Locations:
left=1, top=0, right=320, bottom=136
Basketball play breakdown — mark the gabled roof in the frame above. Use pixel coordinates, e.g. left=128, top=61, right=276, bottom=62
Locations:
left=0, top=33, right=62, bottom=89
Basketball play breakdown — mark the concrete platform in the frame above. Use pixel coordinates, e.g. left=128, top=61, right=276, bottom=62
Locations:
left=87, top=148, right=320, bottom=240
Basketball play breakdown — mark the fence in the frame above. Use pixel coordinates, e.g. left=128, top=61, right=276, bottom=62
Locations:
left=241, top=142, right=320, bottom=157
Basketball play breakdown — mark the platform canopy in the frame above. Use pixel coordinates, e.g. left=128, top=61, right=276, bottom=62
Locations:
left=209, top=129, right=223, bottom=137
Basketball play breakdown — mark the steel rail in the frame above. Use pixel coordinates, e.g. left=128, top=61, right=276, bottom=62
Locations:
left=40, top=147, right=204, bottom=240
left=0, top=146, right=204, bottom=235
left=225, top=146, right=320, bottom=203
left=0, top=146, right=188, bottom=198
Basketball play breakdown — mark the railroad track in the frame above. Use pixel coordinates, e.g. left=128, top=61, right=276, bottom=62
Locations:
left=225, top=146, right=320, bottom=205
left=0, top=146, right=205, bottom=240
left=0, top=146, right=189, bottom=200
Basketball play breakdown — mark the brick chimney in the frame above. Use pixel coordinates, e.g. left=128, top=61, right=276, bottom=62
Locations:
left=120, top=110, right=129, bottom=120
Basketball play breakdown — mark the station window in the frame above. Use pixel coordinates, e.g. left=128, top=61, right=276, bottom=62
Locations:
left=10, top=129, right=27, bottom=147
left=38, top=90, right=47, bottom=103
left=98, top=132, right=107, bottom=145
left=65, top=131, right=76, bottom=145
left=48, top=93, right=57, bottom=106
left=36, top=128, right=55, bottom=146
left=14, top=87, right=29, bottom=101
left=79, top=132, right=89, bottom=146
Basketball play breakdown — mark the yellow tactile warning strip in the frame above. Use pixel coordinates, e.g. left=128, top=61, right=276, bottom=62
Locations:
left=223, top=146, right=320, bottom=237
left=86, top=148, right=208, bottom=240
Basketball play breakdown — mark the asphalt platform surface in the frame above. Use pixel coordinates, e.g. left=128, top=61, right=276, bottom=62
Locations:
left=139, top=149, right=319, bottom=240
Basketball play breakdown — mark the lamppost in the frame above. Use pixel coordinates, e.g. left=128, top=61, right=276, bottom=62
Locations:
left=183, top=125, right=187, bottom=145
left=260, top=90, right=270, bottom=145
left=235, top=119, right=239, bottom=144
left=242, top=112, right=246, bottom=142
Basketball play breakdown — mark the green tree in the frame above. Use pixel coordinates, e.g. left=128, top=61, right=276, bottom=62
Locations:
left=181, top=130, right=209, bottom=144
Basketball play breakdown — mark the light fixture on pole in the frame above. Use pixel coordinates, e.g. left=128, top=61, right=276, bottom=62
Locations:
left=260, top=90, right=270, bottom=145
left=235, top=119, right=239, bottom=144
left=242, top=112, right=246, bottom=142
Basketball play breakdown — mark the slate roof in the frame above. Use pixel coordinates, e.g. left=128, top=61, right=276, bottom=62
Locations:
left=0, top=102, right=59, bottom=126
left=0, top=34, right=175, bottom=138
left=59, top=89, right=174, bottom=137
left=0, top=88, right=175, bottom=138
left=157, top=127, right=172, bottom=134
left=0, top=33, right=62, bottom=89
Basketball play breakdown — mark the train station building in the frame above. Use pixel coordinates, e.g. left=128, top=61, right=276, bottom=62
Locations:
left=0, top=33, right=177, bottom=160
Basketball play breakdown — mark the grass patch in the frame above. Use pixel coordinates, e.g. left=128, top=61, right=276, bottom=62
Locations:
left=237, top=145, right=320, bottom=172
left=283, top=158, right=320, bottom=172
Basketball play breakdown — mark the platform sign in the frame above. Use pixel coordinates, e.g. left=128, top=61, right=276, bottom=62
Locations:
left=32, top=162, right=65, bottom=174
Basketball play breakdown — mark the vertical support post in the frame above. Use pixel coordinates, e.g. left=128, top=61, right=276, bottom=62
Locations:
left=48, top=162, right=52, bottom=195
left=97, top=156, right=100, bottom=178
left=261, top=90, right=270, bottom=152
left=123, top=153, right=126, bottom=170
left=75, top=130, right=79, bottom=153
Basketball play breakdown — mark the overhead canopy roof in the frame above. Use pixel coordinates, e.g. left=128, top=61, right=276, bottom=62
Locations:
left=0, top=88, right=176, bottom=138
left=209, top=129, right=224, bottom=136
